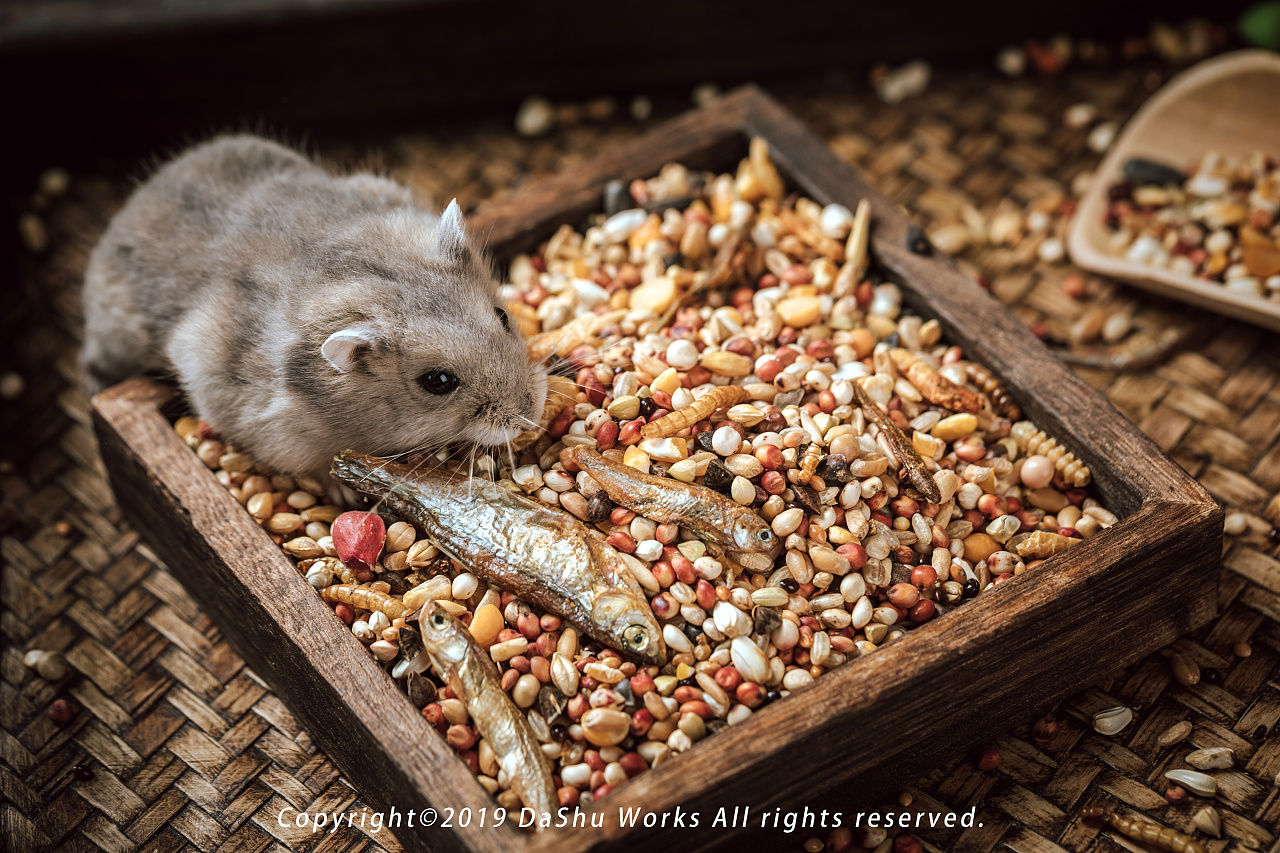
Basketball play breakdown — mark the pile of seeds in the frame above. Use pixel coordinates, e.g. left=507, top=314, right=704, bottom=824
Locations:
left=1103, top=152, right=1280, bottom=298
left=177, top=139, right=1121, bottom=814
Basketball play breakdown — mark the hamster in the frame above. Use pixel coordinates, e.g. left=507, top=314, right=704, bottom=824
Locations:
left=81, top=135, right=548, bottom=483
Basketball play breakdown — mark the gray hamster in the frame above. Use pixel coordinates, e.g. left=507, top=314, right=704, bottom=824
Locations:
left=81, top=135, right=547, bottom=482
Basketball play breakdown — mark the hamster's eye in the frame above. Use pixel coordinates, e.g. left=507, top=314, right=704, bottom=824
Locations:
left=418, top=370, right=459, bottom=395
left=494, top=306, right=511, bottom=332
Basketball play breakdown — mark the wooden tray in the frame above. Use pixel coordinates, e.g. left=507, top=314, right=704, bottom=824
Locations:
left=1068, top=49, right=1280, bottom=333
left=91, top=86, right=1223, bottom=853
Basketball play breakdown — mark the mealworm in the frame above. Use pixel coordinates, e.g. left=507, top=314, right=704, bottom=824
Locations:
left=963, top=362, right=1021, bottom=420
left=1010, top=420, right=1092, bottom=487
left=512, top=374, right=579, bottom=451
left=797, top=442, right=823, bottom=485
left=525, top=309, right=627, bottom=365
left=1081, top=806, right=1206, bottom=853
left=320, top=583, right=408, bottom=621
left=854, top=380, right=942, bottom=503
left=889, top=348, right=983, bottom=414
left=640, top=385, right=753, bottom=440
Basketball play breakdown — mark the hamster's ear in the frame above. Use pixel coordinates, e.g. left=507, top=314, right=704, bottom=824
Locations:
left=322, top=325, right=380, bottom=373
left=437, top=198, right=467, bottom=259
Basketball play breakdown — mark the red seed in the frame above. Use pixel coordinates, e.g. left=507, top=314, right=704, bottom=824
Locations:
left=680, top=700, right=714, bottom=720
left=826, top=827, right=855, bottom=853
left=500, top=669, right=519, bottom=691
left=782, top=264, right=812, bottom=285
left=736, top=682, right=765, bottom=708
left=725, top=337, right=755, bottom=357
left=687, top=365, right=712, bottom=386
left=652, top=561, right=675, bottom=587
left=609, top=506, right=636, bottom=525
left=459, top=749, right=480, bottom=774
left=617, top=419, right=644, bottom=446
left=422, top=703, right=446, bottom=731
left=1165, top=785, right=1187, bottom=806
left=894, top=835, right=923, bottom=853
left=518, top=612, right=541, bottom=640
left=911, top=565, right=938, bottom=589
left=596, top=420, right=619, bottom=450
left=558, top=787, right=580, bottom=807
left=629, top=671, right=655, bottom=696
left=836, top=543, right=868, bottom=570
left=334, top=602, right=355, bottom=625
left=1032, top=717, right=1058, bottom=744
left=331, top=511, right=386, bottom=573
left=695, top=579, right=717, bottom=611
left=887, top=583, right=920, bottom=609
left=673, top=685, right=702, bottom=704
left=606, top=531, right=637, bottom=553
left=756, top=358, right=784, bottom=383
left=754, top=444, right=784, bottom=469
left=593, top=783, right=616, bottom=799
left=761, top=471, right=787, bottom=495
left=567, top=694, right=589, bottom=721
left=807, top=339, right=835, bottom=360
left=714, top=666, right=743, bottom=692
left=496, top=628, right=522, bottom=643
left=977, top=746, right=1001, bottom=770
left=908, top=600, right=935, bottom=623
left=618, top=752, right=648, bottom=777
left=548, top=405, right=576, bottom=440
left=630, top=708, right=654, bottom=736
left=650, top=592, right=678, bottom=619
left=47, top=699, right=76, bottom=726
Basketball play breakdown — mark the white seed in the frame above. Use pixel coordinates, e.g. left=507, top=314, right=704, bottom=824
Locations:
left=1191, top=806, right=1221, bottom=838
left=712, top=425, right=742, bottom=456
left=730, top=636, right=770, bottom=683
left=713, top=601, right=752, bottom=638
left=1185, top=747, right=1233, bottom=770
left=662, top=624, right=693, bottom=654
left=771, top=508, right=804, bottom=537
left=1092, top=706, right=1133, bottom=736
left=602, top=208, right=648, bottom=243
left=731, top=476, right=755, bottom=505
left=23, top=649, right=70, bottom=681
left=751, top=587, right=789, bottom=607
left=666, top=340, right=699, bottom=370
left=452, top=572, right=479, bottom=600
left=782, top=668, right=814, bottom=691
left=633, top=539, right=663, bottom=561
left=1164, top=769, right=1217, bottom=797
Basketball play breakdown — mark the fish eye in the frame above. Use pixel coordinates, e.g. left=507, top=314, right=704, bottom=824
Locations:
left=623, top=625, right=648, bottom=650
left=494, top=305, right=511, bottom=332
left=757, top=529, right=774, bottom=544
left=418, top=369, right=459, bottom=395
left=430, top=613, right=448, bottom=628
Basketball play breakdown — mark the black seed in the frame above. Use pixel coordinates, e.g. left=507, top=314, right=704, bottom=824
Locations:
left=1254, top=725, right=1268, bottom=740
left=906, top=224, right=932, bottom=255
left=816, top=454, right=851, bottom=484
left=706, top=719, right=728, bottom=735
left=638, top=397, right=656, bottom=418
left=963, top=578, right=980, bottom=598
left=678, top=677, right=697, bottom=689
left=1107, top=181, right=1134, bottom=202
left=72, top=764, right=94, bottom=781
left=1122, top=158, right=1185, bottom=186
left=696, top=429, right=717, bottom=454
left=752, top=606, right=782, bottom=634
left=550, top=723, right=568, bottom=741
left=780, top=579, right=799, bottom=594
left=682, top=623, right=702, bottom=642
left=1269, top=526, right=1280, bottom=545
left=884, top=331, right=901, bottom=348
left=586, top=493, right=615, bottom=523
left=792, top=483, right=822, bottom=515
left=603, top=180, right=631, bottom=216
left=765, top=690, right=782, bottom=704
left=774, top=388, right=804, bottom=408
left=1201, top=667, right=1221, bottom=685
left=702, top=460, right=735, bottom=495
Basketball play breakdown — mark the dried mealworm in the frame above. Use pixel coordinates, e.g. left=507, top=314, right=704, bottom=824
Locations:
left=888, top=348, right=983, bottom=414
left=854, top=380, right=942, bottom=503
left=1081, top=806, right=1206, bottom=853
left=797, top=442, right=823, bottom=485
left=320, top=583, right=408, bottom=621
left=963, top=362, right=1021, bottom=420
left=1015, top=530, right=1079, bottom=560
left=512, top=374, right=579, bottom=451
left=640, top=385, right=753, bottom=440
left=1010, top=420, right=1092, bottom=487
left=525, top=309, right=627, bottom=365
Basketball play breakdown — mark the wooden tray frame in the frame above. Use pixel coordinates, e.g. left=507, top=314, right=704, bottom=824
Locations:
left=91, top=86, right=1223, bottom=853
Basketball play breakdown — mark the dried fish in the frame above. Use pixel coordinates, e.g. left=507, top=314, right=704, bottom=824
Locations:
left=641, top=385, right=753, bottom=440
left=332, top=451, right=665, bottom=664
left=853, top=380, right=942, bottom=503
left=1081, top=805, right=1207, bottom=853
left=562, top=447, right=780, bottom=557
left=963, top=362, right=1021, bottom=420
left=889, top=348, right=983, bottom=413
left=320, top=584, right=408, bottom=621
left=1057, top=325, right=1188, bottom=372
left=417, top=602, right=558, bottom=820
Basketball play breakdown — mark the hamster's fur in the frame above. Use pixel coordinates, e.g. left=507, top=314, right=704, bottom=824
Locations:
left=82, top=135, right=547, bottom=481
